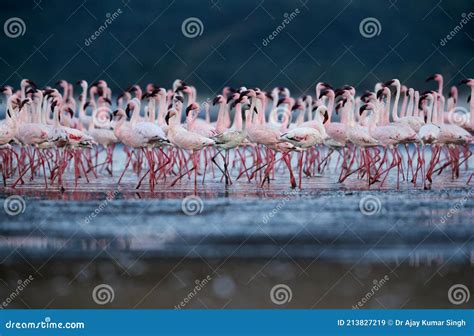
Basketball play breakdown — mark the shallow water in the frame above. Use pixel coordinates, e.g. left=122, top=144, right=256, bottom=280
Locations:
left=0, top=146, right=473, bottom=308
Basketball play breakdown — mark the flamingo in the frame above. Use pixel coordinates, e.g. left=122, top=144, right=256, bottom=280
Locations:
left=165, top=107, right=214, bottom=190
left=458, top=79, right=474, bottom=132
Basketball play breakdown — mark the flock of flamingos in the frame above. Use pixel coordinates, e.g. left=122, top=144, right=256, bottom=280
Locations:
left=0, top=74, right=473, bottom=192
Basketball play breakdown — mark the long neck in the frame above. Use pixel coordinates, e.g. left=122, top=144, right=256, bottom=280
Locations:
left=400, top=92, right=408, bottom=117
left=392, top=84, right=400, bottom=122
left=131, top=102, right=141, bottom=123
left=233, top=104, right=243, bottom=131
left=89, top=107, right=96, bottom=131
left=249, top=97, right=257, bottom=125
left=296, top=107, right=305, bottom=125
left=216, top=102, right=227, bottom=133
left=53, top=107, right=61, bottom=127
left=79, top=85, right=87, bottom=118
left=425, top=102, right=432, bottom=124
left=62, top=85, right=69, bottom=101
left=433, top=96, right=440, bottom=125
left=205, top=104, right=210, bottom=124
left=413, top=91, right=420, bottom=117
left=114, top=115, right=125, bottom=136
left=20, top=83, right=26, bottom=100
left=470, top=86, right=474, bottom=127
left=148, top=99, right=155, bottom=123
left=257, top=99, right=265, bottom=124
left=305, top=96, right=313, bottom=122
left=157, top=96, right=166, bottom=126
left=327, top=95, right=335, bottom=123
left=6, top=98, right=17, bottom=127
left=347, top=95, right=355, bottom=127
left=224, top=103, right=231, bottom=128
left=406, top=92, right=414, bottom=117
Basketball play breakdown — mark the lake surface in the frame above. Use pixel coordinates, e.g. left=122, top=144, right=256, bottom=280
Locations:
left=0, top=146, right=473, bottom=308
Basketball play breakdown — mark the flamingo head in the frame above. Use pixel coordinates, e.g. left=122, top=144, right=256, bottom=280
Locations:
left=277, top=96, right=292, bottom=106
left=360, top=103, right=376, bottom=115
left=125, top=102, right=134, bottom=118
left=76, top=80, right=88, bottom=88
left=21, top=79, right=36, bottom=88
left=426, top=74, right=442, bottom=82
left=20, top=98, right=32, bottom=109
left=185, top=102, right=200, bottom=116
left=213, top=95, right=225, bottom=106
left=165, top=109, right=178, bottom=125
left=317, top=106, right=329, bottom=124
left=0, top=86, right=13, bottom=95
left=173, top=95, right=184, bottom=104
left=55, top=79, right=68, bottom=89
left=319, top=89, right=333, bottom=99
left=360, top=91, right=374, bottom=103
left=458, top=78, right=474, bottom=87
left=112, top=109, right=127, bottom=122
left=291, top=103, right=305, bottom=112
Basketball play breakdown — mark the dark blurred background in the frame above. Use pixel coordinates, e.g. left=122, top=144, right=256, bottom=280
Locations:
left=0, top=0, right=473, bottom=96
